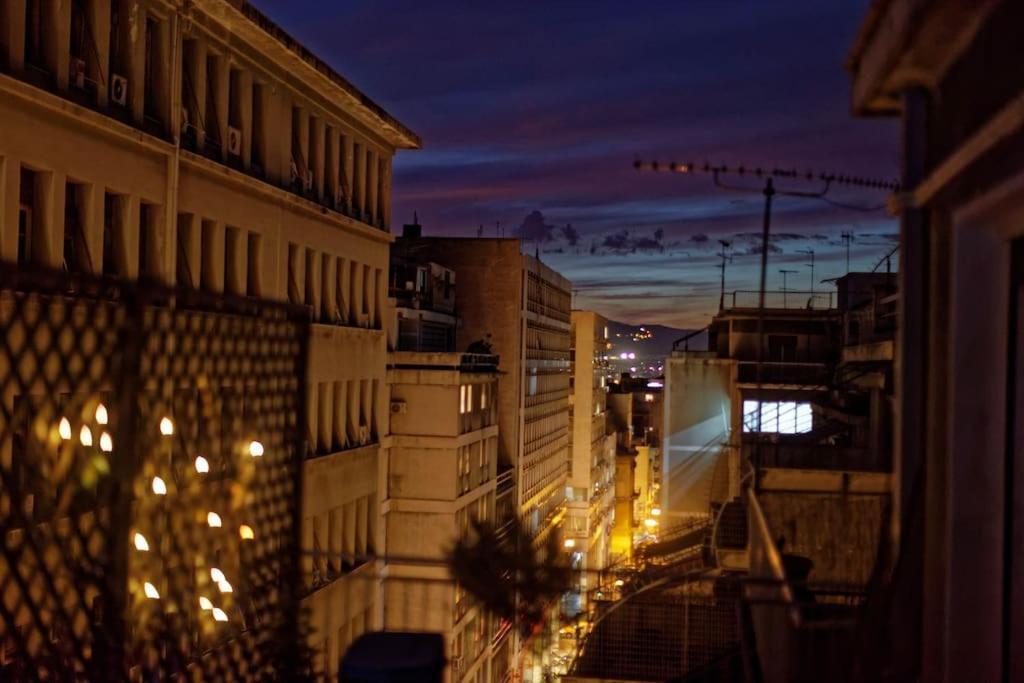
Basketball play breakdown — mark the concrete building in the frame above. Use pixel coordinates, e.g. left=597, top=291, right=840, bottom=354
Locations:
left=847, top=2, right=1024, bottom=679
left=386, top=349, right=500, bottom=683
left=567, top=311, right=614, bottom=593
left=0, top=1, right=419, bottom=677
left=390, top=235, right=573, bottom=545
left=606, top=389, right=636, bottom=562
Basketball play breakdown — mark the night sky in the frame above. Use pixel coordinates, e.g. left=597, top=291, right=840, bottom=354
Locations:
left=259, top=1, right=899, bottom=328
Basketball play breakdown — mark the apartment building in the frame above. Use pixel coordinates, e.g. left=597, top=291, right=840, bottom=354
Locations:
left=391, top=235, right=572, bottom=541
left=847, top=2, right=1024, bottom=678
left=0, top=1, right=419, bottom=677
left=384, top=248, right=502, bottom=683
left=566, top=311, right=614, bottom=604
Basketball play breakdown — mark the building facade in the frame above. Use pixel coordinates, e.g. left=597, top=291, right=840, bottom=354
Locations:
left=567, top=311, right=614, bottom=598
left=848, top=2, right=1024, bottom=679
left=0, top=1, right=419, bottom=677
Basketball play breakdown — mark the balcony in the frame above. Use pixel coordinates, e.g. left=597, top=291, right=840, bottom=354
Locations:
left=736, top=361, right=832, bottom=386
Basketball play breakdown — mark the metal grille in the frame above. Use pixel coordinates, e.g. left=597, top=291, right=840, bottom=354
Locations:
left=0, top=266, right=308, bottom=680
left=570, top=576, right=741, bottom=682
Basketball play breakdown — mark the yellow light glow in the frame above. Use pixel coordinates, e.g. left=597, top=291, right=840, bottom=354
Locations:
left=248, top=440, right=264, bottom=458
left=239, top=525, right=255, bottom=540
left=207, top=512, right=222, bottom=528
left=159, top=417, right=174, bottom=436
left=563, top=538, right=576, bottom=549
left=212, top=608, right=228, bottom=622
left=79, top=425, right=93, bottom=447
left=100, top=432, right=113, bottom=452
left=194, top=456, right=209, bottom=474
left=151, top=476, right=167, bottom=495
left=614, top=579, right=624, bottom=587
left=644, top=518, right=658, bottom=528
left=95, top=404, right=108, bottom=425
left=217, top=580, right=233, bottom=593
left=199, top=596, right=213, bottom=611
left=210, top=567, right=225, bottom=583
left=133, top=532, right=149, bottom=552
left=651, top=507, right=662, bottom=517
left=143, top=582, right=160, bottom=599
left=59, top=417, right=72, bottom=440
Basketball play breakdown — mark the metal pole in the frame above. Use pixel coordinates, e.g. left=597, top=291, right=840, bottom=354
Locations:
left=756, top=178, right=774, bottom=387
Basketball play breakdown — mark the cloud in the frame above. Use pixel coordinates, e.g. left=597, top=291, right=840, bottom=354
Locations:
left=599, top=228, right=666, bottom=254
left=516, top=210, right=557, bottom=243
left=561, top=223, right=580, bottom=246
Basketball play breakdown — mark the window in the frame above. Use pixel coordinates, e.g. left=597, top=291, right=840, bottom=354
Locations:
left=460, top=385, right=467, bottom=415
left=204, top=54, right=222, bottom=152
left=246, top=233, right=261, bottom=296
left=467, top=385, right=474, bottom=413
left=63, top=181, right=89, bottom=273
left=304, top=248, right=316, bottom=308
left=743, top=400, right=813, bottom=434
left=18, top=168, right=37, bottom=266
left=139, top=202, right=159, bottom=280
left=143, top=16, right=162, bottom=124
left=224, top=226, right=241, bottom=295
left=103, top=193, right=124, bottom=277
left=251, top=82, right=265, bottom=171
left=24, top=0, right=45, bottom=70
left=201, top=221, right=218, bottom=292
left=287, top=243, right=300, bottom=304
left=175, top=213, right=195, bottom=287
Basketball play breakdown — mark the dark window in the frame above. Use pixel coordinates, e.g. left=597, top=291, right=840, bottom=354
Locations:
left=246, top=233, right=261, bottom=296
left=224, top=226, right=240, bottom=295
left=18, top=168, right=36, bottom=266
left=250, top=83, right=264, bottom=171
left=139, top=202, right=158, bottom=280
left=175, top=214, right=194, bottom=288
left=102, top=193, right=123, bottom=276
left=204, top=55, right=221, bottom=152
left=24, top=0, right=45, bottom=70
left=63, top=182, right=89, bottom=273
left=143, top=17, right=159, bottom=122
left=767, top=334, right=798, bottom=362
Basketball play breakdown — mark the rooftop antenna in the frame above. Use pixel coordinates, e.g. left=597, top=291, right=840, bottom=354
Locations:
left=798, top=248, right=815, bottom=294
left=717, top=239, right=733, bottom=311
left=634, top=158, right=896, bottom=448
left=841, top=231, right=855, bottom=273
left=779, top=269, right=797, bottom=308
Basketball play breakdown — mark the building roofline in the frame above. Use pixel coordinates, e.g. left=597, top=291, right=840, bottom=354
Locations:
left=216, top=0, right=421, bottom=149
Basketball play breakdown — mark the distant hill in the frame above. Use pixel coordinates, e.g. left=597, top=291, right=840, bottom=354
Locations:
left=606, top=320, right=708, bottom=359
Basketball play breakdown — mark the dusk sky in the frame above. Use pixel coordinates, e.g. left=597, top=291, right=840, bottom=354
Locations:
left=261, top=1, right=899, bottom=328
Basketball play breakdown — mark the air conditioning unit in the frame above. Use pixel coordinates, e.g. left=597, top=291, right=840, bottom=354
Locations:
left=357, top=424, right=370, bottom=445
left=111, top=74, right=128, bottom=106
left=390, top=400, right=407, bottom=415
left=70, top=57, right=87, bottom=89
left=227, top=125, right=242, bottom=156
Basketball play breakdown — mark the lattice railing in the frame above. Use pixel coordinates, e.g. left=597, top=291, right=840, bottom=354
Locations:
left=0, top=265, right=308, bottom=680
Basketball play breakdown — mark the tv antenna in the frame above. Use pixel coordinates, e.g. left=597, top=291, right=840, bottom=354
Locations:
left=797, top=248, right=815, bottom=293
left=840, top=231, right=855, bottom=273
left=778, top=269, right=797, bottom=307
left=634, top=158, right=897, bottom=413
left=717, top=239, right=733, bottom=311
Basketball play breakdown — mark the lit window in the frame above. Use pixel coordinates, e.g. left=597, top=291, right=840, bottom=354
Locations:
left=743, top=399, right=812, bottom=434
left=467, top=385, right=473, bottom=412
left=460, top=385, right=466, bottom=414
left=481, top=385, right=487, bottom=410
left=644, top=393, right=654, bottom=403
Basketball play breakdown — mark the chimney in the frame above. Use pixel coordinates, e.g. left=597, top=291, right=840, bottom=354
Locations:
left=403, top=211, right=422, bottom=238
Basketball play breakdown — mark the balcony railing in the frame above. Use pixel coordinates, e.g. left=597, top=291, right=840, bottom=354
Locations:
left=726, top=289, right=835, bottom=310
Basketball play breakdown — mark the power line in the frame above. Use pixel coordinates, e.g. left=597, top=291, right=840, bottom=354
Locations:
left=633, top=159, right=900, bottom=192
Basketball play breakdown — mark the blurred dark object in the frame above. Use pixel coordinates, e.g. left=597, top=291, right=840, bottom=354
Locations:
left=339, top=632, right=445, bottom=682
left=447, top=517, right=573, bottom=637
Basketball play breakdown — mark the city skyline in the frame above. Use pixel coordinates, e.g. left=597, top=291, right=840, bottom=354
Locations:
left=261, top=0, right=899, bottom=327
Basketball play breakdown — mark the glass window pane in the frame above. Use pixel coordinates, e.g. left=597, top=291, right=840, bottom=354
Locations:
left=743, top=400, right=760, bottom=433
left=760, top=402, right=779, bottom=433
left=778, top=402, right=797, bottom=434
left=796, top=403, right=813, bottom=433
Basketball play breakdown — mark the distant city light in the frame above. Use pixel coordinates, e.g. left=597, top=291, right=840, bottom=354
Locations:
left=614, top=579, right=625, bottom=587
left=143, top=582, right=160, bottom=599
left=652, top=507, right=662, bottom=516
left=133, top=532, right=149, bottom=551
left=619, top=352, right=629, bottom=359
left=207, top=512, right=222, bottom=528
left=249, top=440, right=265, bottom=457
left=647, top=381, right=663, bottom=388
left=159, top=417, right=174, bottom=436
left=644, top=518, right=658, bottom=528
left=239, top=525, right=255, bottom=540
left=151, top=477, right=167, bottom=495
left=563, top=538, right=576, bottom=549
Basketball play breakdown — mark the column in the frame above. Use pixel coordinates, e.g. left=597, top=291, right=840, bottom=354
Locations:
left=324, top=126, right=339, bottom=207
left=212, top=55, right=229, bottom=161
left=366, top=149, right=379, bottom=227
left=128, top=1, right=146, bottom=123
left=0, top=157, right=18, bottom=262
left=175, top=213, right=200, bottom=288
left=321, top=254, right=336, bottom=321
left=353, top=142, right=365, bottom=218
left=39, top=171, right=64, bottom=269
left=84, top=183, right=103, bottom=274
left=333, top=381, right=346, bottom=449
left=317, top=382, right=331, bottom=454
